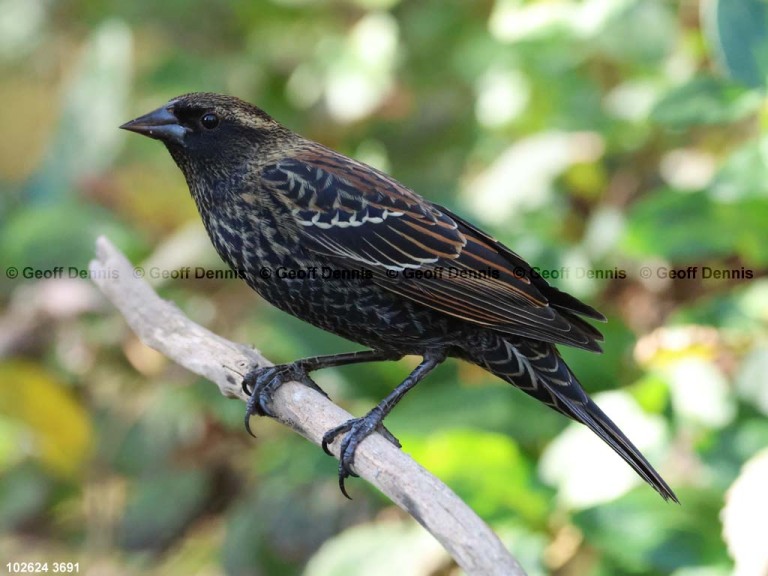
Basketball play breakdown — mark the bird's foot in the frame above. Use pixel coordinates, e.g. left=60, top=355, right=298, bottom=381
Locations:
left=321, top=409, right=401, bottom=498
left=242, top=362, right=327, bottom=435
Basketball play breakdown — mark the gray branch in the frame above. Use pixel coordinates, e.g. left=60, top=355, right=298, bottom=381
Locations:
left=89, top=236, right=527, bottom=576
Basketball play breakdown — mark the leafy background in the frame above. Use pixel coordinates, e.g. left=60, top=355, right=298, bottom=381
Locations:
left=1, top=0, right=767, bottom=574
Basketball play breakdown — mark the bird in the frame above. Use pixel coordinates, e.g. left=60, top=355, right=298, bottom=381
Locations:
left=120, top=92, right=677, bottom=502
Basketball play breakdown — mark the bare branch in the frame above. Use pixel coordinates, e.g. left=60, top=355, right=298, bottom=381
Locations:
left=89, top=235, right=527, bottom=576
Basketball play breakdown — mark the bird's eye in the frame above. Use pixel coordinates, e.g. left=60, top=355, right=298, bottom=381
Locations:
left=200, top=112, right=220, bottom=129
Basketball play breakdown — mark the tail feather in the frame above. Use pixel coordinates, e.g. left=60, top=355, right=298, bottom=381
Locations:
left=468, top=333, right=678, bottom=503
left=556, top=393, right=678, bottom=502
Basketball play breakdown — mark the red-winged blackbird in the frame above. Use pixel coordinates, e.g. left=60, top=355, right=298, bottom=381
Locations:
left=121, top=93, right=677, bottom=502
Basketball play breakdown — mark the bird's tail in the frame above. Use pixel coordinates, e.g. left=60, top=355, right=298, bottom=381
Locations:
left=465, top=333, right=678, bottom=503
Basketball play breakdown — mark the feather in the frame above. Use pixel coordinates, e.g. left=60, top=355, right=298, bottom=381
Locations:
left=261, top=152, right=604, bottom=352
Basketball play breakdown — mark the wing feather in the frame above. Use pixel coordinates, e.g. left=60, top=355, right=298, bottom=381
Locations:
left=261, top=151, right=604, bottom=351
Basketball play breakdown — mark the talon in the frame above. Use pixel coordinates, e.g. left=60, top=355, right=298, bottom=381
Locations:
left=336, top=433, right=363, bottom=498
left=377, top=424, right=401, bottom=448
left=322, top=412, right=391, bottom=498
left=338, top=469, right=352, bottom=500
left=244, top=395, right=258, bottom=438
left=337, top=447, right=360, bottom=499
left=321, top=421, right=351, bottom=456
left=242, top=373, right=255, bottom=396
left=302, top=375, right=330, bottom=399
left=244, top=414, right=257, bottom=438
left=241, top=365, right=287, bottom=436
left=241, top=362, right=328, bottom=437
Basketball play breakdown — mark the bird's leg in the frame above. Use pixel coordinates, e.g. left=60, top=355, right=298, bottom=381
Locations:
left=242, top=350, right=401, bottom=435
left=321, top=349, right=447, bottom=498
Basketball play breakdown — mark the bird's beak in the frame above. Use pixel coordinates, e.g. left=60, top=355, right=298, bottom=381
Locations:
left=120, top=105, right=188, bottom=146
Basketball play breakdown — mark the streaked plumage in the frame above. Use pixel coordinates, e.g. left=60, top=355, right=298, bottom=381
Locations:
left=121, top=92, right=677, bottom=502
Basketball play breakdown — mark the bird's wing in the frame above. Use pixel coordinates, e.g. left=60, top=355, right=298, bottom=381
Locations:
left=261, top=151, right=604, bottom=351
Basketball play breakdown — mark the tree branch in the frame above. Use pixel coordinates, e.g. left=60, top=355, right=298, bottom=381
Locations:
left=89, top=236, right=527, bottom=576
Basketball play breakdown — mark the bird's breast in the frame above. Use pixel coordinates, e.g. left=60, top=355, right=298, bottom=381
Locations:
left=198, top=199, right=466, bottom=351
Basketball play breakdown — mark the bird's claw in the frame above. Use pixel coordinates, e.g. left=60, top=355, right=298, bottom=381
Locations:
left=321, top=411, right=401, bottom=499
left=242, top=363, right=326, bottom=436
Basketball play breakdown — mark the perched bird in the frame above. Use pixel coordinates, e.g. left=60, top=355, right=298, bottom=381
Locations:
left=121, top=93, right=677, bottom=502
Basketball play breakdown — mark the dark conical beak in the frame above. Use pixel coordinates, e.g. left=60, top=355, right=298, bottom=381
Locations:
left=120, top=105, right=187, bottom=146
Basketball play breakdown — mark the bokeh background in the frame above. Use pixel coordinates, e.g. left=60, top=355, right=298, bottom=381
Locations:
left=2, top=0, right=768, bottom=574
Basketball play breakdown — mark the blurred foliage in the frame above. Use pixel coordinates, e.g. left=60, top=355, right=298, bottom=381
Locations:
left=1, top=0, right=768, bottom=574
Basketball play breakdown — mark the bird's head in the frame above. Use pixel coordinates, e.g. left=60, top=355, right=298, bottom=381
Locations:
left=120, top=92, right=284, bottom=150
left=121, top=93, right=290, bottom=201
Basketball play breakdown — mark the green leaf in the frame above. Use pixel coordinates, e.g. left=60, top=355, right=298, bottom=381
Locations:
left=0, top=202, right=142, bottom=293
left=119, top=469, right=208, bottom=550
left=622, top=189, right=733, bottom=261
left=0, top=463, right=51, bottom=531
left=574, top=489, right=729, bottom=572
left=386, top=373, right=564, bottom=447
left=622, top=188, right=768, bottom=264
left=24, top=20, right=132, bottom=204
left=650, top=75, right=762, bottom=128
left=305, top=521, right=446, bottom=576
left=703, top=0, right=768, bottom=88
left=595, top=0, right=677, bottom=65
left=710, top=136, right=768, bottom=201
left=403, top=428, right=549, bottom=523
